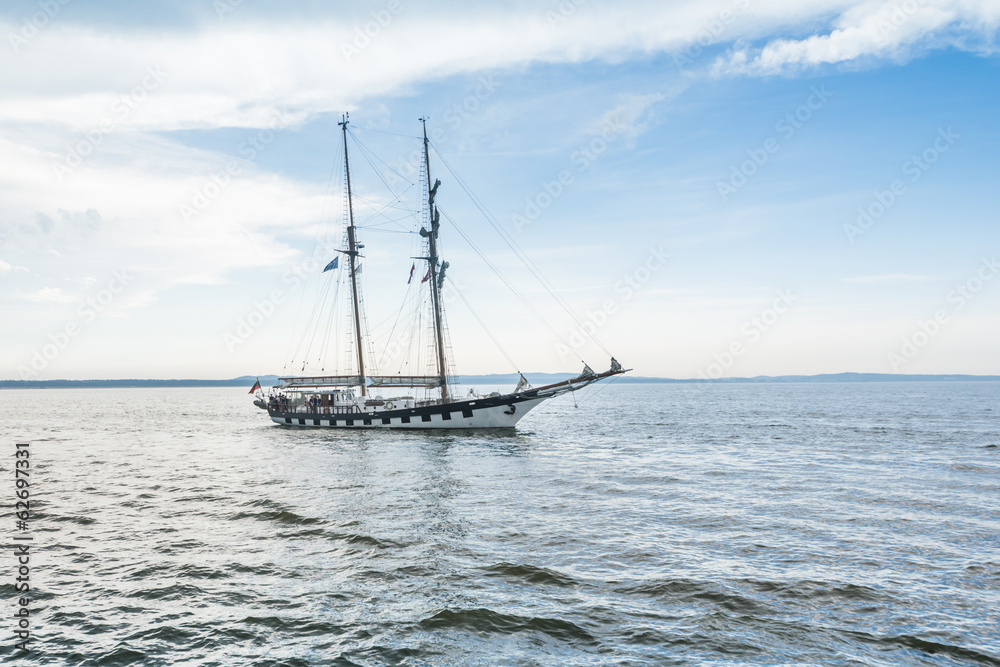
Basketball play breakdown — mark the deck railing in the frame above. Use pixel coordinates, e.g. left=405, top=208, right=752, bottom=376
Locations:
left=267, top=403, right=365, bottom=415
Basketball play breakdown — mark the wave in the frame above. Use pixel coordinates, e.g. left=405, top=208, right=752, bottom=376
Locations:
left=93, top=647, right=148, bottom=666
left=241, top=616, right=346, bottom=637
left=845, top=629, right=1000, bottom=666
left=419, top=608, right=596, bottom=644
left=228, top=509, right=325, bottom=526
left=480, top=562, right=579, bottom=587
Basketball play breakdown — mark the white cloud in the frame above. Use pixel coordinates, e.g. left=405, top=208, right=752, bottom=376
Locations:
left=2, top=1, right=994, bottom=133
left=0, top=258, right=28, bottom=274
left=0, top=122, right=327, bottom=304
left=593, top=92, right=669, bottom=144
left=101, top=288, right=159, bottom=318
left=717, top=0, right=1000, bottom=75
left=0, top=0, right=990, bottom=182
left=21, top=286, right=74, bottom=302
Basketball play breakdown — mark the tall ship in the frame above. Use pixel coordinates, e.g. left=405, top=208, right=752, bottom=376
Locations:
left=255, top=116, right=627, bottom=429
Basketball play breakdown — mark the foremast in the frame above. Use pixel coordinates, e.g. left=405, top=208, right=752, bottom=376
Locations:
left=340, top=114, right=367, bottom=397
left=420, top=118, right=450, bottom=403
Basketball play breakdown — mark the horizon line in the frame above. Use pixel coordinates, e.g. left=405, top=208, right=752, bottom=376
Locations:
left=3, top=371, right=1000, bottom=386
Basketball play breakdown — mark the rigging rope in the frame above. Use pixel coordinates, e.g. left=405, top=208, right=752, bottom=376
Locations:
left=432, top=145, right=614, bottom=360
left=348, top=129, right=418, bottom=198
left=352, top=127, right=423, bottom=141
left=444, top=276, right=520, bottom=373
left=284, top=125, right=345, bottom=371
left=440, top=208, right=588, bottom=366
left=578, top=370, right=624, bottom=405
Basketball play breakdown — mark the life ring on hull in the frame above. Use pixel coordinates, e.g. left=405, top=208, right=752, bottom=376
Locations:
left=384, top=401, right=395, bottom=411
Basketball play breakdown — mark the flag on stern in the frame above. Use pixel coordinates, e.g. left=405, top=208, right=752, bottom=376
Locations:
left=249, top=378, right=261, bottom=394
left=420, top=267, right=431, bottom=283
left=323, top=257, right=339, bottom=272
left=407, top=263, right=415, bottom=284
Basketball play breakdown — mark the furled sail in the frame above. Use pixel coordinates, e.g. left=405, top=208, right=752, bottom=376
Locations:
left=279, top=375, right=364, bottom=387
left=368, top=375, right=445, bottom=387
left=437, top=261, right=449, bottom=288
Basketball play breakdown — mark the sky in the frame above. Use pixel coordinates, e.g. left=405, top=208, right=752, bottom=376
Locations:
left=1, top=0, right=999, bottom=380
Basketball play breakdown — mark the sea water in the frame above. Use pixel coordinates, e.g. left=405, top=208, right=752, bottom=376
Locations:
left=0, top=382, right=997, bottom=665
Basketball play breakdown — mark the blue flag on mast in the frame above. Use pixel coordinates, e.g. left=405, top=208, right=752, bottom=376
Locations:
left=323, top=257, right=339, bottom=272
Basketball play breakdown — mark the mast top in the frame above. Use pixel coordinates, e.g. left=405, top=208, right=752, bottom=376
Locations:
left=339, top=112, right=350, bottom=128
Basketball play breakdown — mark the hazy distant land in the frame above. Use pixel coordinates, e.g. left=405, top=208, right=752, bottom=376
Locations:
left=2, top=372, right=999, bottom=389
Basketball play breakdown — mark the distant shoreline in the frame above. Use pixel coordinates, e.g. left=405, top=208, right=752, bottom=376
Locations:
left=2, top=372, right=999, bottom=389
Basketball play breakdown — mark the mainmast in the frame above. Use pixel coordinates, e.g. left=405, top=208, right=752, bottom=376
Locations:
left=420, top=117, right=450, bottom=402
left=340, top=114, right=367, bottom=397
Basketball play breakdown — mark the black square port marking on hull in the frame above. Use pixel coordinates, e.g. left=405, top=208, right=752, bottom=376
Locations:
left=442, top=412, right=452, bottom=421
left=382, top=418, right=391, bottom=425
left=285, top=418, right=292, bottom=424
left=297, top=418, right=305, bottom=425
left=346, top=420, right=354, bottom=426
left=402, top=416, right=411, bottom=424
left=363, top=419, right=372, bottom=425
left=313, top=419, right=320, bottom=426
left=421, top=414, right=432, bottom=422
left=462, top=409, right=473, bottom=418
